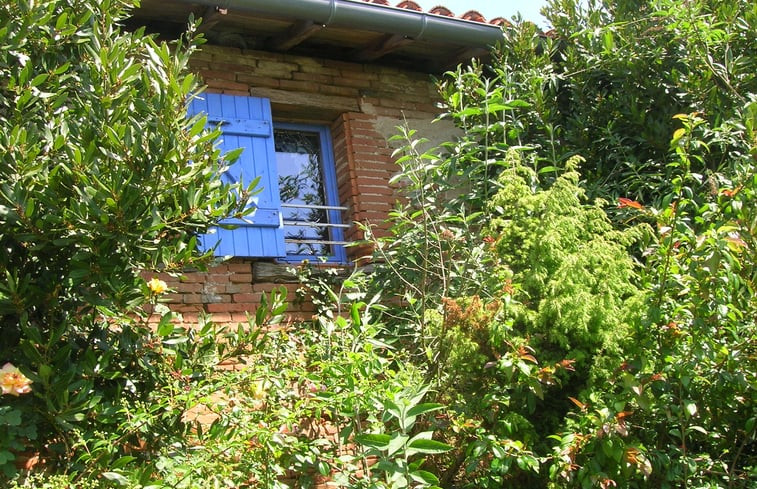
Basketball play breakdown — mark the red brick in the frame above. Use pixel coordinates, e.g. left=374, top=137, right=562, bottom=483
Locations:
left=227, top=263, right=252, bottom=273
left=230, top=312, right=254, bottom=323
left=205, top=79, right=250, bottom=92
left=279, top=79, right=320, bottom=92
left=214, top=61, right=254, bottom=72
left=180, top=272, right=207, bottom=283
left=229, top=273, right=253, bottom=283
left=236, top=74, right=280, bottom=88
left=199, top=69, right=236, bottom=81
left=346, top=120, right=381, bottom=131
left=224, top=283, right=254, bottom=294
left=293, top=72, right=333, bottom=84
left=252, top=283, right=277, bottom=292
left=319, top=85, right=360, bottom=97
left=334, top=76, right=373, bottom=88
left=208, top=312, right=232, bottom=323
left=206, top=303, right=249, bottom=313
left=201, top=45, right=241, bottom=56
left=232, top=293, right=262, bottom=303
left=340, top=70, right=379, bottom=81
left=172, top=304, right=205, bottom=314
left=175, top=282, right=202, bottom=293
left=241, top=49, right=284, bottom=62
left=323, top=58, right=363, bottom=71
left=202, top=292, right=232, bottom=303
left=346, top=112, right=375, bottom=121
left=298, top=63, right=341, bottom=76
left=254, top=60, right=297, bottom=78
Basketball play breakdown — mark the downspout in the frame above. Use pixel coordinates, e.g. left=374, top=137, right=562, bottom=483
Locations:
left=173, top=0, right=503, bottom=47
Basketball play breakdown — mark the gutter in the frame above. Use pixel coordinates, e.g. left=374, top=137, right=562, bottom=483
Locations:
left=173, top=0, right=503, bottom=47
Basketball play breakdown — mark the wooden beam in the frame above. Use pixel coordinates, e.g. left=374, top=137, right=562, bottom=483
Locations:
left=268, top=20, right=323, bottom=51
left=249, top=88, right=360, bottom=113
left=253, top=262, right=359, bottom=283
left=196, top=6, right=228, bottom=34
left=353, top=33, right=415, bottom=62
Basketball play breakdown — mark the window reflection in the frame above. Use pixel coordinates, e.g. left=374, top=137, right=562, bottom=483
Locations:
left=274, top=128, right=331, bottom=256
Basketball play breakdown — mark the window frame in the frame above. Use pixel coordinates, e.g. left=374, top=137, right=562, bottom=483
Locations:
left=273, top=121, right=348, bottom=264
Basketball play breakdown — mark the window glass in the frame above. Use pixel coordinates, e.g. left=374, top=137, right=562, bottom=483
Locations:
left=274, top=127, right=334, bottom=257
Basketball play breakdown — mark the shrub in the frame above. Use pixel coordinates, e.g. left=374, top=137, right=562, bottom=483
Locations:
left=0, top=0, right=252, bottom=479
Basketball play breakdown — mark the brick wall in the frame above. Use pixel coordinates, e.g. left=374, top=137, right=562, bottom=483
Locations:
left=153, top=45, right=456, bottom=324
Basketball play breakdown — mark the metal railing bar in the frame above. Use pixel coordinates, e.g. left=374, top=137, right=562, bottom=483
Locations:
left=281, top=203, right=348, bottom=211
left=283, top=220, right=351, bottom=228
left=285, top=239, right=350, bottom=245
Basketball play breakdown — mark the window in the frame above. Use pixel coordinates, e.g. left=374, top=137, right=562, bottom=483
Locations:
left=274, top=124, right=347, bottom=263
left=187, top=93, right=347, bottom=262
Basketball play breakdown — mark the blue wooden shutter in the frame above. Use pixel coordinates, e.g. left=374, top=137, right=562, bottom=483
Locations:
left=188, top=94, right=286, bottom=257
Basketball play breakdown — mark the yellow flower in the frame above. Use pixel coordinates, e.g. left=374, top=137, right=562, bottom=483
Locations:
left=1, top=363, right=32, bottom=396
left=250, top=380, right=267, bottom=410
left=147, top=277, right=168, bottom=294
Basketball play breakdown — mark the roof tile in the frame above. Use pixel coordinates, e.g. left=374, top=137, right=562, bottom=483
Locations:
left=429, top=6, right=454, bottom=17
left=489, top=17, right=511, bottom=27
left=460, top=10, right=485, bottom=23
left=396, top=1, right=423, bottom=11
left=358, top=0, right=506, bottom=26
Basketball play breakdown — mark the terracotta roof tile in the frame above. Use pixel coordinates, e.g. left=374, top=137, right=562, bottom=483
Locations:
left=396, top=1, right=423, bottom=11
left=429, top=6, right=454, bottom=17
left=460, top=10, right=485, bottom=22
left=358, top=0, right=507, bottom=26
left=489, top=17, right=511, bottom=27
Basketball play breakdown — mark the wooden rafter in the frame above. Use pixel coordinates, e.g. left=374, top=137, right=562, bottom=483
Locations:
left=353, top=33, right=415, bottom=62
left=196, top=6, right=228, bottom=33
left=268, top=20, right=323, bottom=51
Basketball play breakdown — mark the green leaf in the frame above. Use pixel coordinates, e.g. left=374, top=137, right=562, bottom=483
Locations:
left=684, top=401, right=697, bottom=418
left=406, top=403, right=444, bottom=418
left=102, top=472, right=129, bottom=485
left=410, top=469, right=440, bottom=485
left=30, top=73, right=48, bottom=87
left=0, top=450, right=14, bottom=465
left=355, top=433, right=391, bottom=450
left=157, top=315, right=175, bottom=337
left=387, top=433, right=409, bottom=456
left=110, top=456, right=136, bottom=469
left=516, top=454, right=540, bottom=473
left=406, top=439, right=452, bottom=456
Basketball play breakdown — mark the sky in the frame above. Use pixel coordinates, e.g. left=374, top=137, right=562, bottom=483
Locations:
left=412, top=0, right=550, bottom=28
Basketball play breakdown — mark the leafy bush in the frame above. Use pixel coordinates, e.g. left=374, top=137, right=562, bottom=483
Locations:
left=0, top=0, right=252, bottom=479
left=550, top=109, right=756, bottom=489
left=362, top=1, right=755, bottom=487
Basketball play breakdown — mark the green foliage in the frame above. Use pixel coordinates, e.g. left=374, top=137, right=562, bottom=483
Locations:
left=355, top=386, right=450, bottom=489
left=445, top=0, right=757, bottom=202
left=363, top=1, right=756, bottom=488
left=0, top=0, right=254, bottom=480
left=370, top=129, right=645, bottom=486
left=9, top=472, right=102, bottom=489
left=0, top=0, right=248, bottom=328
left=551, top=109, right=756, bottom=488
left=486, top=155, right=645, bottom=378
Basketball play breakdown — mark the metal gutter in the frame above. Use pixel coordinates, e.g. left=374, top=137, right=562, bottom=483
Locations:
left=173, top=0, right=503, bottom=47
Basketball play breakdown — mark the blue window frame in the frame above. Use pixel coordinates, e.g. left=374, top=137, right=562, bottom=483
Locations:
left=187, top=93, right=347, bottom=263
